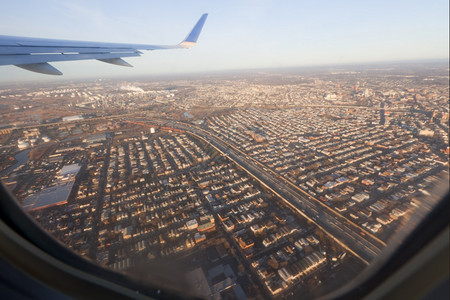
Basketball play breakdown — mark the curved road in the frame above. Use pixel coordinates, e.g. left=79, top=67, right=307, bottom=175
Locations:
left=135, top=118, right=386, bottom=265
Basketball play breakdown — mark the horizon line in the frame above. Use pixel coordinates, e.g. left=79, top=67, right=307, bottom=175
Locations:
left=0, top=57, right=448, bottom=86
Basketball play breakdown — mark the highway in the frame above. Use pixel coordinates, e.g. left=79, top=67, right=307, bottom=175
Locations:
left=67, top=114, right=387, bottom=265
left=0, top=108, right=428, bottom=265
left=15, top=112, right=386, bottom=264
left=149, top=119, right=386, bottom=265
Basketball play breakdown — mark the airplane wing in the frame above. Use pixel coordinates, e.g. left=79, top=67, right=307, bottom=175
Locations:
left=0, top=13, right=208, bottom=75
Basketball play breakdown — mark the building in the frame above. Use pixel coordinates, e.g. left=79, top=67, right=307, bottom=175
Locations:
left=22, top=182, right=74, bottom=211
left=17, top=140, right=29, bottom=150
left=62, top=115, right=83, bottom=122
left=84, top=133, right=107, bottom=143
left=352, top=192, right=370, bottom=203
left=23, top=164, right=81, bottom=211
left=59, top=164, right=81, bottom=176
left=186, top=219, right=198, bottom=230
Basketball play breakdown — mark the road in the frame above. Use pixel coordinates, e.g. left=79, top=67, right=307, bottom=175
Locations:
left=50, top=113, right=386, bottom=265
left=148, top=119, right=386, bottom=265
left=1, top=110, right=430, bottom=265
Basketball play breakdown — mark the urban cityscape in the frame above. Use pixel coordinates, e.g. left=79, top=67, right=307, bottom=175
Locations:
left=0, top=62, right=448, bottom=299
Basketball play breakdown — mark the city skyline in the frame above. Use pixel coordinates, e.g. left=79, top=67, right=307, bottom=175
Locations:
left=0, top=0, right=448, bottom=82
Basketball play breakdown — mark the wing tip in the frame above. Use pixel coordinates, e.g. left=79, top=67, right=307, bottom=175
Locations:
left=181, top=13, right=208, bottom=47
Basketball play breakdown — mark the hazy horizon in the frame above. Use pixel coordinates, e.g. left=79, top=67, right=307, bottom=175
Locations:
left=1, top=0, right=448, bottom=82
left=0, top=58, right=448, bottom=87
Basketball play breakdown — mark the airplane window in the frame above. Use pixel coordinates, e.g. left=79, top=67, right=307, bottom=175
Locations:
left=0, top=1, right=448, bottom=299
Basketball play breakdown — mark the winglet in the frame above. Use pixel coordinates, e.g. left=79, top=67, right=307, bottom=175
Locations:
left=179, top=13, right=208, bottom=49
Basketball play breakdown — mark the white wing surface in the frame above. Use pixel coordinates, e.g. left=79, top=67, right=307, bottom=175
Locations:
left=0, top=14, right=208, bottom=75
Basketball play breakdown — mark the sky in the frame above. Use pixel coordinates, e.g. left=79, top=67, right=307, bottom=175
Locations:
left=0, top=0, right=448, bottom=82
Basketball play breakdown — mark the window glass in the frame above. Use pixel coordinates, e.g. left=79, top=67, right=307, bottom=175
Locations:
left=0, top=1, right=448, bottom=299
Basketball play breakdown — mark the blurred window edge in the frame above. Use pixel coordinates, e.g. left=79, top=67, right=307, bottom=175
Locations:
left=0, top=179, right=448, bottom=299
